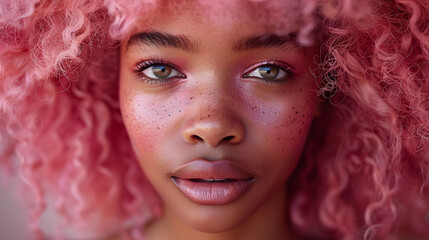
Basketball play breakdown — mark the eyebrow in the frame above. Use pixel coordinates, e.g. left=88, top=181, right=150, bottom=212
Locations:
left=126, top=31, right=198, bottom=52
left=232, top=33, right=304, bottom=53
left=126, top=31, right=304, bottom=54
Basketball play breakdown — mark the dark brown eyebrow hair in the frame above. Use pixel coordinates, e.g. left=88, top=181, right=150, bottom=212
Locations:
left=232, top=33, right=305, bottom=53
left=126, top=31, right=198, bottom=52
left=126, top=31, right=304, bottom=54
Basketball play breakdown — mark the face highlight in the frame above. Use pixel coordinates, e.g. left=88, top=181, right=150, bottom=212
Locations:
left=119, top=2, right=320, bottom=236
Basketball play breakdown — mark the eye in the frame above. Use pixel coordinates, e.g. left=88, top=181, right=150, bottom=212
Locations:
left=134, top=60, right=185, bottom=84
left=243, top=61, right=294, bottom=83
left=142, top=65, right=182, bottom=79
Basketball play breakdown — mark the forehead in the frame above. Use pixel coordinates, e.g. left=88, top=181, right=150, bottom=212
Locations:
left=129, top=0, right=311, bottom=41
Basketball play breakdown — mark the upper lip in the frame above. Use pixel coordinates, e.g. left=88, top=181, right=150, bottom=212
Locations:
left=172, top=159, right=254, bottom=180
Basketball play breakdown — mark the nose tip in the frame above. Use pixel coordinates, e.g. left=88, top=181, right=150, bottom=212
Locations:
left=183, top=119, right=244, bottom=147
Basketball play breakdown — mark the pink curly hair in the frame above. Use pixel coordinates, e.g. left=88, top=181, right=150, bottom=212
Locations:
left=1, top=0, right=429, bottom=239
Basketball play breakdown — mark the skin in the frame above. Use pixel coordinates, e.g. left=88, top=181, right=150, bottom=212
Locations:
left=119, top=3, right=321, bottom=240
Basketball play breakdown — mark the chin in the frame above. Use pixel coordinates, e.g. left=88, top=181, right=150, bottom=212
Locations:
left=181, top=206, right=249, bottom=233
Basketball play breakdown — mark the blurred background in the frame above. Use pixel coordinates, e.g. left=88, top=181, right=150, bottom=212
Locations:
left=0, top=173, right=30, bottom=239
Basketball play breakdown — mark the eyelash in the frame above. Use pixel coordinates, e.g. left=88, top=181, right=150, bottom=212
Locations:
left=134, top=59, right=185, bottom=85
left=242, top=60, right=294, bottom=85
left=133, top=59, right=294, bottom=85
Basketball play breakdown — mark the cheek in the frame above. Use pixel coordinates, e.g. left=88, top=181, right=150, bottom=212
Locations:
left=272, top=102, right=315, bottom=151
left=119, top=86, right=188, bottom=160
left=120, top=95, right=161, bottom=153
left=246, top=91, right=318, bottom=176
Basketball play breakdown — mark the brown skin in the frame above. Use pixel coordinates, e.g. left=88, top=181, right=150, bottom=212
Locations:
left=119, top=5, right=320, bottom=240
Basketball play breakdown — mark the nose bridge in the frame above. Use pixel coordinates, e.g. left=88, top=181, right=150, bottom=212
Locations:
left=182, top=86, right=244, bottom=147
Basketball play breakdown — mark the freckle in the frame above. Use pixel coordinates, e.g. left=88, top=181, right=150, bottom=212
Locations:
left=302, top=114, right=304, bottom=118
left=160, top=117, right=163, bottom=120
left=173, top=106, right=175, bottom=108
left=292, top=107, right=295, bottom=110
left=262, top=111, right=265, bottom=114
left=168, top=114, right=171, bottom=116
left=157, top=126, right=160, bottom=130
left=295, top=111, right=298, bottom=114
left=165, top=109, right=167, bottom=112
left=208, top=114, right=211, bottom=117
left=179, top=109, right=181, bottom=112
left=190, top=97, right=193, bottom=100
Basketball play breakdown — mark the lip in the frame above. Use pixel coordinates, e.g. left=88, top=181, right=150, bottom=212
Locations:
left=171, top=159, right=254, bottom=205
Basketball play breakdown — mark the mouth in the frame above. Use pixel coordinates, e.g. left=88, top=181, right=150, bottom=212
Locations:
left=186, top=178, right=238, bottom=183
left=171, top=160, right=255, bottom=205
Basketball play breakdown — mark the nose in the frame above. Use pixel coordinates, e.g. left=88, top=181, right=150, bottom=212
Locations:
left=182, top=99, right=245, bottom=147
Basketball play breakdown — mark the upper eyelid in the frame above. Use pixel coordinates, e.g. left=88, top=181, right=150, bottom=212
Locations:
left=243, top=61, right=294, bottom=75
left=134, top=59, right=293, bottom=78
left=134, top=60, right=185, bottom=75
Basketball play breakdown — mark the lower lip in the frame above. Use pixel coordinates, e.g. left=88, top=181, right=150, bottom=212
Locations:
left=172, top=178, right=253, bottom=205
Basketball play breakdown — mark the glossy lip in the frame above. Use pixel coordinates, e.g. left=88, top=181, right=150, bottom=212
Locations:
left=171, top=159, right=255, bottom=205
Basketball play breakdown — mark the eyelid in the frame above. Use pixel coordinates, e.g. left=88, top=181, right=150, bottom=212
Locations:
left=242, top=60, right=295, bottom=83
left=242, top=60, right=294, bottom=76
left=134, top=59, right=185, bottom=75
left=133, top=59, right=186, bottom=84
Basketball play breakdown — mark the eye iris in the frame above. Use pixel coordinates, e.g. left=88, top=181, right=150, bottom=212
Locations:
left=259, top=66, right=279, bottom=79
left=152, top=65, right=172, bottom=78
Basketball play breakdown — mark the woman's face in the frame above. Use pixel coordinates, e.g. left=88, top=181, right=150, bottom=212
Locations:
left=119, top=3, right=320, bottom=233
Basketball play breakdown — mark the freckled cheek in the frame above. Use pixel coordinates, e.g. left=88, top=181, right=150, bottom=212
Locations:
left=255, top=100, right=317, bottom=158
left=251, top=104, right=315, bottom=181
left=120, top=94, right=185, bottom=155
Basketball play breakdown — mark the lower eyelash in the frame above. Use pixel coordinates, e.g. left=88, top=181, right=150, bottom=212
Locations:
left=133, top=58, right=185, bottom=85
left=138, top=75, right=173, bottom=85
left=242, top=60, right=295, bottom=84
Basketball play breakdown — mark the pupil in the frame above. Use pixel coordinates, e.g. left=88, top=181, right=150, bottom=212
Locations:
left=259, top=66, right=279, bottom=79
left=152, top=65, right=172, bottom=78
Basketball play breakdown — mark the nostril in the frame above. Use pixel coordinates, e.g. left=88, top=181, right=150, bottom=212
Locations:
left=223, top=136, right=234, bottom=141
left=192, top=135, right=203, bottom=141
